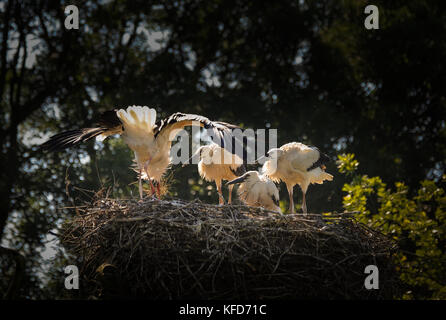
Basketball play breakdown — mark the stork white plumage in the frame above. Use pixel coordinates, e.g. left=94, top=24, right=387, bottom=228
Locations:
left=41, top=106, right=238, bottom=199
left=184, top=143, right=245, bottom=205
left=227, top=171, right=281, bottom=213
left=261, top=142, right=333, bottom=214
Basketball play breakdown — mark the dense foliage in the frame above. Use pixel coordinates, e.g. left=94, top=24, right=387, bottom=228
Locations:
left=339, top=154, right=446, bottom=299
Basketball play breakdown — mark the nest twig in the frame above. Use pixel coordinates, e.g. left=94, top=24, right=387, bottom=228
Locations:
left=61, top=196, right=401, bottom=299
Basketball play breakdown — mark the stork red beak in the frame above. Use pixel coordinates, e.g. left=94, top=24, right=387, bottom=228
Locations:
left=321, top=165, right=326, bottom=170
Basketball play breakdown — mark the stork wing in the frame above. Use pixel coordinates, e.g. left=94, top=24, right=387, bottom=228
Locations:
left=289, top=146, right=321, bottom=172
left=40, top=110, right=123, bottom=151
left=306, top=150, right=330, bottom=171
left=230, top=164, right=247, bottom=177
left=154, top=112, right=242, bottom=155
left=271, top=192, right=280, bottom=207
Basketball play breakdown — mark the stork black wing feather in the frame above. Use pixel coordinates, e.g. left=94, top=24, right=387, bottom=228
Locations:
left=40, top=128, right=105, bottom=151
left=155, top=113, right=223, bottom=134
left=41, top=110, right=123, bottom=152
left=307, top=151, right=331, bottom=171
left=230, top=164, right=246, bottom=177
left=213, top=121, right=240, bottom=130
left=155, top=113, right=243, bottom=156
left=97, top=109, right=121, bottom=128
left=271, top=194, right=280, bottom=207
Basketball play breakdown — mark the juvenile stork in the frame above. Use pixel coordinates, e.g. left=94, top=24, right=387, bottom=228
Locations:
left=184, top=143, right=245, bottom=205
left=227, top=171, right=281, bottom=213
left=260, top=142, right=333, bottom=214
left=41, top=106, right=238, bottom=199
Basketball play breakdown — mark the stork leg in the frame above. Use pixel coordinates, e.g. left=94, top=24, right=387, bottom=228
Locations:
left=228, top=184, right=234, bottom=204
left=156, top=182, right=161, bottom=198
left=216, top=180, right=225, bottom=205
left=302, top=191, right=307, bottom=214
left=286, top=184, right=294, bottom=214
left=143, top=158, right=158, bottom=198
left=149, top=180, right=156, bottom=196
left=138, top=167, right=143, bottom=200
left=301, top=185, right=308, bottom=214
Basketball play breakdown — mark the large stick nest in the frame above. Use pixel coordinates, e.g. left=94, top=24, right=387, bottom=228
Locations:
left=61, top=197, right=401, bottom=299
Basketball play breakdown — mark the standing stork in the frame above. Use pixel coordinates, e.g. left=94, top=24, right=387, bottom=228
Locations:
left=41, top=106, right=239, bottom=199
left=260, top=142, right=333, bottom=214
left=227, top=171, right=281, bottom=213
left=183, top=143, right=245, bottom=205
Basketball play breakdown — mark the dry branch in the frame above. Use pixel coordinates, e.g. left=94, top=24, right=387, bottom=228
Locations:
left=61, top=196, right=401, bottom=299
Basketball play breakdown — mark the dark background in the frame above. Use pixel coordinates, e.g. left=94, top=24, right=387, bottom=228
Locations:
left=0, top=0, right=445, bottom=299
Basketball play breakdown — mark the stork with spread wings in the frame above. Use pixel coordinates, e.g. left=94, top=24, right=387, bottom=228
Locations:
left=41, top=105, right=240, bottom=199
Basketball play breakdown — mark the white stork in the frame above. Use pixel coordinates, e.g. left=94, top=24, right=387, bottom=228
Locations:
left=41, top=106, right=238, bottom=199
left=227, top=171, right=281, bottom=213
left=183, top=143, right=245, bottom=205
left=260, top=142, right=333, bottom=214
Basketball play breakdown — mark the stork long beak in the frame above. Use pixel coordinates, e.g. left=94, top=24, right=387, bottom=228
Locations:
left=254, top=155, right=266, bottom=165
left=182, top=147, right=202, bottom=167
left=182, top=155, right=194, bottom=168
left=226, top=174, right=248, bottom=186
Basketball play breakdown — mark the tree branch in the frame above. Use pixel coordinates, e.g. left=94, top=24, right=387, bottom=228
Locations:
left=0, top=0, right=13, bottom=99
left=0, top=246, right=25, bottom=300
